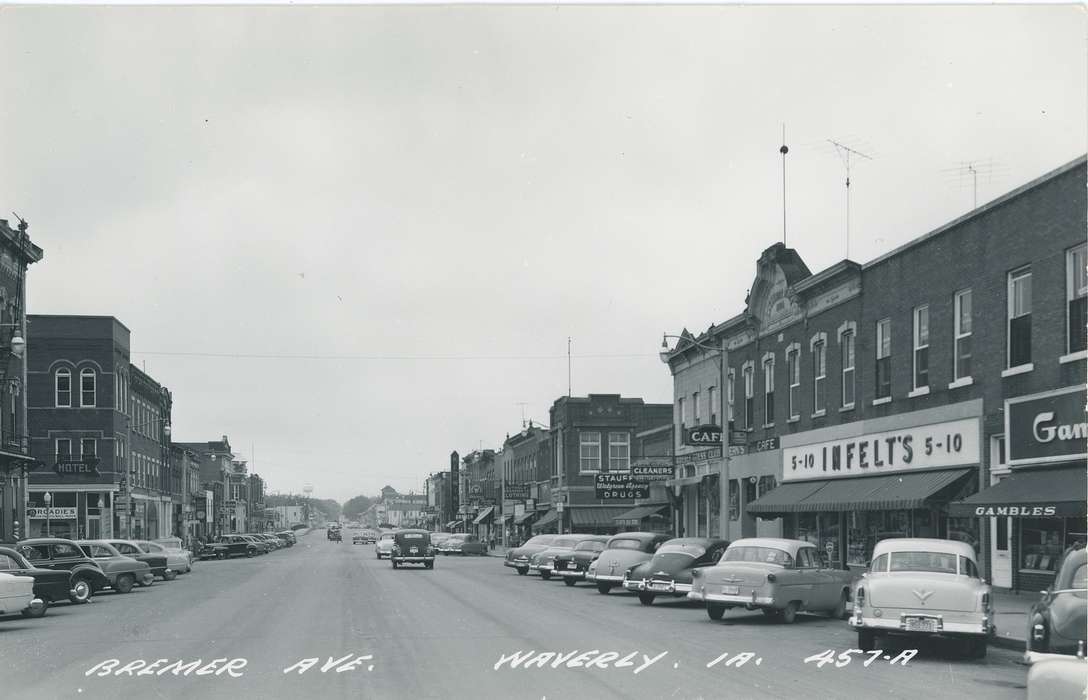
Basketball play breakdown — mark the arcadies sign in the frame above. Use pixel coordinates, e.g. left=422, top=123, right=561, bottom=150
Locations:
left=1006, top=386, right=1088, bottom=467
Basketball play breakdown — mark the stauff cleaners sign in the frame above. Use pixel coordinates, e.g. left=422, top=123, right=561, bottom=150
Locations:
left=1006, top=385, right=1088, bottom=467
left=781, top=417, right=979, bottom=482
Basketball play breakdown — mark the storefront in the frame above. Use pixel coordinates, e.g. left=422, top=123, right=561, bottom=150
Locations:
left=749, top=402, right=984, bottom=572
left=28, top=488, right=114, bottom=539
left=950, top=386, right=1087, bottom=591
left=613, top=502, right=671, bottom=533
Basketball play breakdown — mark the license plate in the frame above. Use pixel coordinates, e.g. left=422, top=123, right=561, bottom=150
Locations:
left=905, top=617, right=937, bottom=632
left=722, top=585, right=740, bottom=595
left=410, top=547, right=418, bottom=554
left=652, top=582, right=671, bottom=591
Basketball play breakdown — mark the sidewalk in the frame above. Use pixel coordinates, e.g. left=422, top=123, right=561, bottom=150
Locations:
left=487, top=546, right=511, bottom=558
left=991, top=589, right=1033, bottom=651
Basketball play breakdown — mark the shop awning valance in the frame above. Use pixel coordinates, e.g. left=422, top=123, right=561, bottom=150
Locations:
left=531, top=509, right=558, bottom=531
left=748, top=468, right=973, bottom=516
left=948, top=464, right=1087, bottom=518
left=472, top=506, right=495, bottom=525
left=513, top=511, right=536, bottom=525
left=570, top=507, right=631, bottom=528
left=498, top=513, right=512, bottom=524
left=612, top=503, right=669, bottom=524
left=445, top=520, right=461, bottom=529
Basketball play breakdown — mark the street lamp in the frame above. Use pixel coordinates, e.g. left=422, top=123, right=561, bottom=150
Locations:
left=660, top=332, right=730, bottom=541
left=43, top=491, right=51, bottom=537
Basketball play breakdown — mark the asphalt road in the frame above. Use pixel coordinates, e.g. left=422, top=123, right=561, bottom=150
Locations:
left=0, top=529, right=1032, bottom=700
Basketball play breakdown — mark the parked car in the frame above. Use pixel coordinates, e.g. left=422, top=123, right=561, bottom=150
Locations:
left=391, top=529, right=436, bottom=569
left=154, top=537, right=196, bottom=569
left=76, top=541, right=155, bottom=593
left=358, top=530, right=378, bottom=544
left=504, top=534, right=558, bottom=575
left=0, top=546, right=66, bottom=617
left=555, top=539, right=608, bottom=586
left=107, top=540, right=173, bottom=582
left=1027, top=547, right=1087, bottom=656
left=328, top=529, right=342, bottom=543
left=239, top=535, right=270, bottom=554
left=274, top=531, right=297, bottom=546
left=13, top=538, right=108, bottom=604
left=352, top=531, right=369, bottom=545
left=136, top=540, right=192, bottom=574
left=205, top=535, right=260, bottom=559
left=250, top=534, right=282, bottom=550
left=529, top=535, right=607, bottom=579
left=0, top=571, right=39, bottom=618
left=429, top=532, right=452, bottom=548
left=587, top=532, right=672, bottom=594
left=439, top=534, right=487, bottom=556
left=689, top=537, right=855, bottom=622
left=1025, top=652, right=1088, bottom=700
left=624, top=537, right=728, bottom=605
left=849, top=538, right=994, bottom=657
left=375, top=532, right=396, bottom=559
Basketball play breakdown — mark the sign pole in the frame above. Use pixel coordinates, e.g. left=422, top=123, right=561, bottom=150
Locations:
left=720, top=337, right=730, bottom=541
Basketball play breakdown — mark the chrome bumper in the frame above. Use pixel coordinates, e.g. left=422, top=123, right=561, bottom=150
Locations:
left=624, top=579, right=692, bottom=594
left=849, top=613, right=993, bottom=636
left=559, top=570, right=586, bottom=579
left=687, top=590, right=775, bottom=606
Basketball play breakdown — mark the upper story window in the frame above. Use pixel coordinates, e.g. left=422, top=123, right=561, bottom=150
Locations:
left=786, top=346, right=800, bottom=420
left=608, top=432, right=630, bottom=472
left=913, top=305, right=929, bottom=391
left=677, top=398, right=686, bottom=429
left=954, top=289, right=972, bottom=381
left=1008, top=267, right=1032, bottom=368
left=727, top=370, right=735, bottom=425
left=813, top=339, right=827, bottom=415
left=743, top=364, right=754, bottom=430
left=81, top=438, right=96, bottom=458
left=841, top=329, right=855, bottom=408
left=875, top=318, right=892, bottom=400
left=579, top=431, right=601, bottom=473
left=55, top=438, right=71, bottom=458
left=707, top=386, right=717, bottom=426
left=1067, top=244, right=1087, bottom=354
left=762, top=354, right=775, bottom=427
left=55, top=369, right=72, bottom=408
left=80, top=369, right=96, bottom=408
left=692, top=391, right=701, bottom=424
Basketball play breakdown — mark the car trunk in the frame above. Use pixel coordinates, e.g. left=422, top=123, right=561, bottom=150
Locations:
left=1051, top=591, right=1087, bottom=642
left=707, top=563, right=776, bottom=587
left=645, top=553, right=696, bottom=581
left=868, top=573, right=979, bottom=612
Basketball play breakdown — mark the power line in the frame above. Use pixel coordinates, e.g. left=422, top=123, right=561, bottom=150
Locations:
left=129, top=350, right=658, bottom=361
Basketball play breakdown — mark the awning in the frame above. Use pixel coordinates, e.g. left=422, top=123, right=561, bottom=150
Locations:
left=498, top=513, right=512, bottom=524
left=612, top=503, right=669, bottom=524
left=570, top=507, right=631, bottom=528
left=445, top=520, right=461, bottom=529
left=472, top=506, right=495, bottom=525
left=748, top=468, right=974, bottom=516
left=513, top=511, right=536, bottom=525
left=949, top=465, right=1087, bottom=517
left=531, top=509, right=558, bottom=531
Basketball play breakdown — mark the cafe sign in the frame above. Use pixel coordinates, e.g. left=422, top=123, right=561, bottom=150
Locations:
left=684, top=425, right=722, bottom=446
left=1006, top=386, right=1088, bottom=467
left=782, top=417, right=980, bottom=482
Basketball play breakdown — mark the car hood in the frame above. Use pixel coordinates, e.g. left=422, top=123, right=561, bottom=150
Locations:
left=866, top=572, right=983, bottom=613
left=508, top=544, right=551, bottom=559
left=629, top=553, right=700, bottom=580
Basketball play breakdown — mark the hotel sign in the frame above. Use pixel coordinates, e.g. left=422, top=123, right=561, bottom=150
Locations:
left=782, top=417, right=980, bottom=482
left=53, top=458, right=100, bottom=477
left=1006, top=386, right=1087, bottom=467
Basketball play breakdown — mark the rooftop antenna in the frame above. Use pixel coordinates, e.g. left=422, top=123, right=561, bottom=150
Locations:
left=780, top=124, right=789, bottom=245
left=828, top=139, right=873, bottom=259
left=567, top=337, right=572, bottom=398
left=516, top=402, right=530, bottom=428
left=940, top=159, right=1009, bottom=211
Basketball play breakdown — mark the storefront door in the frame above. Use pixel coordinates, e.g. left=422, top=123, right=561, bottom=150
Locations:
left=991, top=516, right=1012, bottom=588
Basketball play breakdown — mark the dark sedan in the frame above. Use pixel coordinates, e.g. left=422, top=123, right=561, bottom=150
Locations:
left=108, top=540, right=174, bottom=582
left=13, top=538, right=109, bottom=604
left=503, top=535, right=558, bottom=575
left=624, top=537, right=729, bottom=606
left=0, top=545, right=71, bottom=617
left=1028, top=548, right=1087, bottom=655
left=555, top=539, right=608, bottom=586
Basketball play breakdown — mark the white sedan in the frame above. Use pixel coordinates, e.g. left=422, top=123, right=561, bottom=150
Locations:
left=0, top=571, right=38, bottom=617
left=138, top=540, right=192, bottom=574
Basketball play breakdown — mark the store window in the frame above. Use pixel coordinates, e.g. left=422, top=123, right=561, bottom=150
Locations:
left=846, top=510, right=914, bottom=567
left=1068, top=244, right=1087, bottom=354
left=1021, top=518, right=1066, bottom=573
left=697, top=480, right=708, bottom=537
left=707, top=475, right=720, bottom=536
left=728, top=479, right=739, bottom=521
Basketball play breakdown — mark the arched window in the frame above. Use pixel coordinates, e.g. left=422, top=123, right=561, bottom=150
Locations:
left=80, top=368, right=97, bottom=408
left=55, top=368, right=72, bottom=407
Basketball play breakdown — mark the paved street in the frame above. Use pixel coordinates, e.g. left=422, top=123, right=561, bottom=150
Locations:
left=1, top=530, right=1030, bottom=700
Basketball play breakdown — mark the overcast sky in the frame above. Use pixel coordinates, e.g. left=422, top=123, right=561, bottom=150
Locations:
left=1, top=5, right=1084, bottom=503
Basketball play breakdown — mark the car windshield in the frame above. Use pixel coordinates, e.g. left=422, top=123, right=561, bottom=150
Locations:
left=656, top=544, right=705, bottom=558
left=887, top=551, right=958, bottom=574
left=608, top=538, right=645, bottom=551
left=722, top=546, right=794, bottom=567
left=574, top=541, right=605, bottom=552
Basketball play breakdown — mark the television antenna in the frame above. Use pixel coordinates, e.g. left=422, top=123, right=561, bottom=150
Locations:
left=940, top=159, right=1009, bottom=210
left=827, top=139, right=873, bottom=259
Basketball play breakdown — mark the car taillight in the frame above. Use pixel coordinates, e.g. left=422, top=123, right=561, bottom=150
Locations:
left=692, top=568, right=701, bottom=578
left=855, top=586, right=865, bottom=610
left=766, top=573, right=776, bottom=583
left=981, top=592, right=990, bottom=608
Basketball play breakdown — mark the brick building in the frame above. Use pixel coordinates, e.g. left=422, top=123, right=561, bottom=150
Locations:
left=460, top=449, right=500, bottom=538
left=0, top=218, right=43, bottom=543
left=127, top=364, right=173, bottom=539
left=172, top=444, right=205, bottom=543
left=175, top=436, right=234, bottom=538
left=500, top=424, right=551, bottom=545
left=661, top=155, right=1086, bottom=591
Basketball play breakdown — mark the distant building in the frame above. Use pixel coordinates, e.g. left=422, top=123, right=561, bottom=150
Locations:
left=175, top=436, right=235, bottom=537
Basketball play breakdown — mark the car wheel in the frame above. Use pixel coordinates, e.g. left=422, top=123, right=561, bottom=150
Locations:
left=965, top=637, right=988, bottom=659
left=246, top=549, right=255, bottom=558
left=425, top=562, right=434, bottom=569
left=780, top=601, right=798, bottom=624
left=115, top=574, right=136, bottom=594
left=597, top=583, right=612, bottom=595
left=516, top=567, right=528, bottom=576
left=707, top=603, right=726, bottom=621
left=138, top=576, right=154, bottom=588
left=216, top=551, right=226, bottom=560
left=164, top=570, right=178, bottom=581
left=541, top=571, right=551, bottom=581
left=563, top=578, right=576, bottom=587
left=857, top=629, right=876, bottom=651
left=22, top=598, right=48, bottom=618
left=830, top=591, right=848, bottom=620
left=638, top=592, right=656, bottom=606
left=391, top=561, right=399, bottom=569
left=69, top=577, right=93, bottom=604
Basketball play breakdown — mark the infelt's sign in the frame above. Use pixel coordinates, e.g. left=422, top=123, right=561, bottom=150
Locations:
left=1006, top=386, right=1088, bottom=467
left=782, top=417, right=980, bottom=482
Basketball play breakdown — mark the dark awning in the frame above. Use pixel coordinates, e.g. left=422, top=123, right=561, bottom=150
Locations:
left=948, top=465, right=1087, bottom=517
left=612, top=503, right=669, bottom=524
left=531, top=509, right=558, bottom=531
left=513, top=511, right=536, bottom=525
left=570, top=507, right=630, bottom=528
left=445, top=520, right=461, bottom=529
left=748, top=468, right=974, bottom=516
left=472, top=506, right=495, bottom=525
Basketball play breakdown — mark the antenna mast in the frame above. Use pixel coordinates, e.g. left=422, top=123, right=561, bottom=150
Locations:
left=567, top=337, right=572, bottom=398
left=828, top=139, right=873, bottom=259
left=515, top=402, right=529, bottom=429
left=780, top=124, right=789, bottom=245
left=940, top=159, right=1007, bottom=211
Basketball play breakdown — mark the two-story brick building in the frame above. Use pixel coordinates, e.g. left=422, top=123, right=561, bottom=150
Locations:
left=661, top=155, right=1087, bottom=591
left=175, top=436, right=234, bottom=538
left=500, top=423, right=551, bottom=545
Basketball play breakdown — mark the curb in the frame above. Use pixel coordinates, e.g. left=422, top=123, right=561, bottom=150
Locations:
left=990, top=635, right=1027, bottom=652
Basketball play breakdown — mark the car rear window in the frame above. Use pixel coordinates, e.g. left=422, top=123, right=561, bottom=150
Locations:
left=888, top=551, right=957, bottom=574
left=722, top=546, right=793, bottom=567
left=553, top=538, right=579, bottom=548
left=608, top=539, right=644, bottom=551
left=401, top=533, right=424, bottom=539
left=575, top=541, right=605, bottom=552
left=656, top=544, right=705, bottom=558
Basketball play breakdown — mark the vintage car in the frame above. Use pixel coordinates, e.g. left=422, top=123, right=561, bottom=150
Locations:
left=390, top=529, right=436, bottom=569
left=1027, top=547, right=1087, bottom=656
left=136, top=540, right=192, bottom=574
left=586, top=532, right=672, bottom=594
left=328, top=529, right=343, bottom=543
left=0, top=546, right=66, bottom=617
left=1025, top=652, right=1088, bottom=700
left=439, top=534, right=487, bottom=556
left=555, top=539, right=608, bottom=586
left=107, top=540, right=173, bottom=582
left=154, top=537, right=197, bottom=568
left=530, top=535, right=606, bottom=579
left=13, top=538, right=109, bottom=604
left=429, top=532, right=452, bottom=548
left=240, top=535, right=271, bottom=554
left=505, top=534, right=558, bottom=575
left=76, top=541, right=155, bottom=593
left=0, top=571, right=40, bottom=618
left=253, top=534, right=283, bottom=550
left=625, top=537, right=728, bottom=605
left=352, top=531, right=369, bottom=545
left=204, top=535, right=261, bottom=559
left=274, top=531, right=297, bottom=546
left=689, top=537, right=855, bottom=622
left=375, top=532, right=397, bottom=559
left=850, top=538, right=994, bottom=657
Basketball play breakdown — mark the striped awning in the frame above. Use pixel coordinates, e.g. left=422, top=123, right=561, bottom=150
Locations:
left=612, top=503, right=669, bottom=524
left=531, top=509, right=558, bottom=531
left=473, top=506, right=495, bottom=525
left=747, top=469, right=974, bottom=516
left=569, top=507, right=631, bottom=528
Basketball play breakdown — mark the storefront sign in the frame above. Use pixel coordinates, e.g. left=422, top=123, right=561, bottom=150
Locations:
left=971, top=505, right=1058, bottom=517
left=53, top=459, right=100, bottom=476
left=684, top=425, right=722, bottom=446
left=1006, top=386, right=1088, bottom=467
left=631, top=463, right=672, bottom=480
left=782, top=417, right=980, bottom=482
left=594, top=473, right=650, bottom=499
left=27, top=507, right=77, bottom=519
left=749, top=436, right=780, bottom=453
left=504, top=482, right=530, bottom=500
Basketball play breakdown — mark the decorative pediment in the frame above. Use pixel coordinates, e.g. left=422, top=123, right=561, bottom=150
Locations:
left=745, top=243, right=812, bottom=336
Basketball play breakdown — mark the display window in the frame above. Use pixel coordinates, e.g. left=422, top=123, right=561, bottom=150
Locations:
left=1020, top=517, right=1086, bottom=573
left=707, top=476, right=720, bottom=537
left=845, top=510, right=914, bottom=567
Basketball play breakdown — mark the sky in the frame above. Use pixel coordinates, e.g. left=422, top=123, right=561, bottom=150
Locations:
left=0, top=5, right=1084, bottom=504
